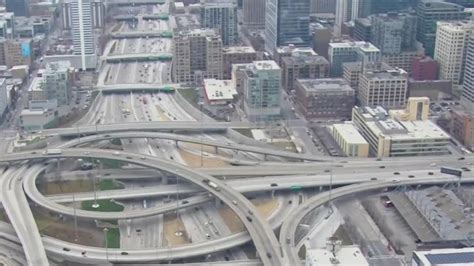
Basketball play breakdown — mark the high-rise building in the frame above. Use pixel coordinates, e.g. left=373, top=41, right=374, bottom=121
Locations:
left=91, top=0, right=105, bottom=29
left=312, top=24, right=331, bottom=59
left=461, top=33, right=474, bottom=111
left=242, top=0, right=265, bottom=30
left=242, top=61, right=281, bottom=121
left=41, top=61, right=72, bottom=106
left=200, top=0, right=238, bottom=45
left=370, top=0, right=411, bottom=14
left=382, top=49, right=423, bottom=75
left=71, top=0, right=95, bottom=71
left=222, top=46, right=256, bottom=79
left=370, top=12, right=417, bottom=55
left=334, top=0, right=370, bottom=37
left=358, top=68, right=408, bottom=108
left=335, top=0, right=351, bottom=37
left=172, top=29, right=223, bottom=84
left=411, top=56, right=438, bottom=80
left=6, top=0, right=28, bottom=17
left=328, top=41, right=381, bottom=76
left=61, top=0, right=72, bottom=30
left=311, top=0, right=336, bottom=13
left=62, top=0, right=105, bottom=30
left=281, top=54, right=329, bottom=91
left=0, top=79, right=7, bottom=117
left=416, top=0, right=467, bottom=56
left=2, top=39, right=32, bottom=68
left=434, top=21, right=474, bottom=92
left=354, top=18, right=371, bottom=41
left=294, top=78, right=355, bottom=120
left=265, top=0, right=311, bottom=54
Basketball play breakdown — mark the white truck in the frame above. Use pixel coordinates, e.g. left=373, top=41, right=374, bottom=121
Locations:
left=42, top=149, right=62, bottom=155
left=203, top=179, right=220, bottom=191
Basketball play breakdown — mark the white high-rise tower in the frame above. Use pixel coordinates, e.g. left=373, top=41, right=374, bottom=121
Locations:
left=71, top=0, right=95, bottom=70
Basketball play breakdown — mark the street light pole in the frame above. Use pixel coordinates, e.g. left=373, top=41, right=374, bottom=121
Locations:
left=91, top=172, right=99, bottom=209
left=103, top=228, right=109, bottom=262
left=198, top=102, right=204, bottom=167
left=176, top=170, right=179, bottom=220
left=73, top=194, right=78, bottom=242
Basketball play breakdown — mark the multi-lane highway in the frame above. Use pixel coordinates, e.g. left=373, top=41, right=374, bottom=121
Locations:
left=0, top=165, right=49, bottom=265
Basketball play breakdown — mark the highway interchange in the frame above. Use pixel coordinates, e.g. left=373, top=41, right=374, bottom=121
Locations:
left=0, top=1, right=473, bottom=265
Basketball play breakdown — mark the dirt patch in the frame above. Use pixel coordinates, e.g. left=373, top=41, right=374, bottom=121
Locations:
left=270, top=141, right=297, bottom=152
left=251, top=198, right=279, bottom=219
left=34, top=210, right=103, bottom=247
left=163, top=213, right=190, bottom=246
left=38, top=180, right=94, bottom=195
left=217, top=197, right=279, bottom=234
left=178, top=149, right=229, bottom=168
left=218, top=206, right=245, bottom=233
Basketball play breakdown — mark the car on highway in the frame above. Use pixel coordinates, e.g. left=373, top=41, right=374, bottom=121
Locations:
left=246, top=216, right=252, bottom=222
left=393, top=172, right=400, bottom=175
left=270, top=183, right=278, bottom=187
left=63, top=248, right=70, bottom=251
left=392, top=179, right=400, bottom=183
left=232, top=200, right=237, bottom=205
left=408, top=175, right=415, bottom=178
left=121, top=252, right=129, bottom=255
left=428, top=172, right=434, bottom=175
left=114, top=151, right=121, bottom=155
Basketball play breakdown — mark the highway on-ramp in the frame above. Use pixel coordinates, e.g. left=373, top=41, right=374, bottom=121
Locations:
left=279, top=176, right=474, bottom=265
left=0, top=165, right=49, bottom=266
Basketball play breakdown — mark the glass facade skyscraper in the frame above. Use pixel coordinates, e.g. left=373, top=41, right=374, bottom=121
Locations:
left=265, top=0, right=311, bottom=55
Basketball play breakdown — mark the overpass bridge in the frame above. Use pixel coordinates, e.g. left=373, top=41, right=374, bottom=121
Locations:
left=97, top=83, right=179, bottom=93
left=41, top=121, right=256, bottom=137
left=114, top=14, right=169, bottom=21
left=60, top=131, right=328, bottom=162
left=104, top=53, right=172, bottom=63
left=111, top=31, right=172, bottom=39
left=106, top=0, right=165, bottom=5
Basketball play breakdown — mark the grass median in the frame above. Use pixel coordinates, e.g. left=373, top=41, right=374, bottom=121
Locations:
left=81, top=199, right=124, bottom=212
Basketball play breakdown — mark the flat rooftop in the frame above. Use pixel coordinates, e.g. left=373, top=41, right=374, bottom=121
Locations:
left=363, top=69, right=408, bottom=80
left=329, top=41, right=380, bottom=53
left=282, top=55, right=329, bottom=66
left=223, top=46, right=255, bottom=54
left=203, top=79, right=237, bottom=102
left=296, top=78, right=353, bottom=93
left=253, top=60, right=280, bottom=70
left=367, top=120, right=450, bottom=140
left=414, top=247, right=474, bottom=265
left=306, top=246, right=369, bottom=266
left=332, top=123, right=369, bottom=145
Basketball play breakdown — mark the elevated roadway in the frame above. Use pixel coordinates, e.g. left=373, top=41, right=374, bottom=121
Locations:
left=41, top=121, right=255, bottom=137
left=0, top=148, right=284, bottom=266
left=279, top=176, right=474, bottom=265
left=97, top=83, right=179, bottom=93
left=114, top=14, right=169, bottom=21
left=0, top=166, right=49, bottom=266
left=111, top=31, right=172, bottom=39
left=104, top=53, right=172, bottom=63
left=46, top=169, right=449, bottom=203
left=107, top=0, right=166, bottom=5
left=59, top=132, right=328, bottom=162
